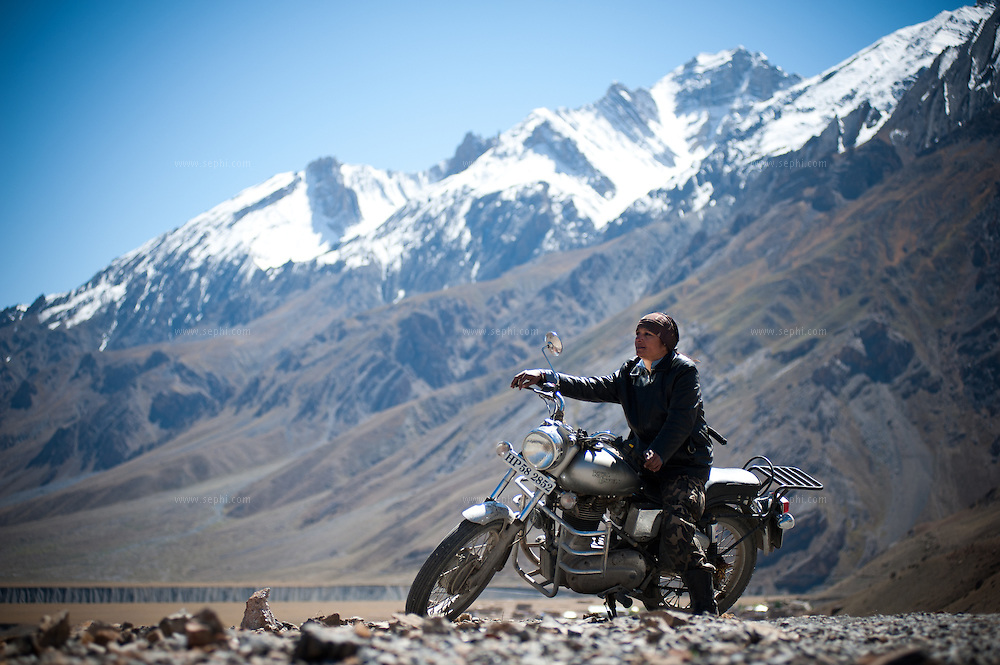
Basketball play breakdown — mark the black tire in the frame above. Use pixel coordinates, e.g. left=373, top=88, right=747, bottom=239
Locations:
left=642, top=511, right=757, bottom=614
left=404, top=519, right=507, bottom=619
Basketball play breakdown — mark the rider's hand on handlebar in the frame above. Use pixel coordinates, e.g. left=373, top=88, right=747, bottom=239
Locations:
left=643, top=449, right=663, bottom=472
left=511, top=369, right=546, bottom=390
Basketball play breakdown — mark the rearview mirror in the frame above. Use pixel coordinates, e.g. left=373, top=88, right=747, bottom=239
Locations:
left=544, top=331, right=562, bottom=356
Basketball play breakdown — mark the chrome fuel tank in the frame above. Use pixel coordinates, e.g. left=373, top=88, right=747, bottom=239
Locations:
left=558, top=444, right=641, bottom=496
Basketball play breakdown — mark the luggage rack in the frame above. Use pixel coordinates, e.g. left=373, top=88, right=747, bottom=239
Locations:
left=744, top=456, right=824, bottom=497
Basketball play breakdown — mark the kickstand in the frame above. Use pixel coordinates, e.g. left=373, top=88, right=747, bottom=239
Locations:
left=603, top=592, right=618, bottom=618
left=602, top=590, right=634, bottom=618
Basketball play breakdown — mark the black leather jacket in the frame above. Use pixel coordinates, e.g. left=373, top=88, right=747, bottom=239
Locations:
left=553, top=352, right=712, bottom=479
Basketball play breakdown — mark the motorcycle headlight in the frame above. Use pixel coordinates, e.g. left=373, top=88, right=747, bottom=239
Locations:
left=522, top=425, right=564, bottom=470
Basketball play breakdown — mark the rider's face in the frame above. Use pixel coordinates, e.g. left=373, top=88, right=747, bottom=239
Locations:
left=635, top=326, right=668, bottom=362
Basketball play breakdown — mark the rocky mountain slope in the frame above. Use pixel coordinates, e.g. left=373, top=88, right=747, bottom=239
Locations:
left=0, top=4, right=997, bottom=596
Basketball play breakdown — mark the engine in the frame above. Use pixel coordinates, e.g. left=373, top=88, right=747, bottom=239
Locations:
left=562, top=495, right=612, bottom=530
left=553, top=494, right=651, bottom=595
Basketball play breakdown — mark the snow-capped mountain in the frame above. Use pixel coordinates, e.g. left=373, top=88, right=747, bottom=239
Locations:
left=729, top=5, right=990, bottom=158
left=24, top=5, right=991, bottom=351
left=33, top=159, right=435, bottom=347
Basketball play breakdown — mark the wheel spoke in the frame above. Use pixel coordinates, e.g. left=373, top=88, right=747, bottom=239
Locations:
left=643, top=512, right=757, bottom=614
left=407, top=520, right=505, bottom=619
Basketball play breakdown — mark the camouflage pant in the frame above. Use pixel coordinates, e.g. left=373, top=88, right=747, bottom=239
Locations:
left=655, top=474, right=711, bottom=573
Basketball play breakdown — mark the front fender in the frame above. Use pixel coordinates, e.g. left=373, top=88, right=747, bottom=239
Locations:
left=462, top=500, right=516, bottom=525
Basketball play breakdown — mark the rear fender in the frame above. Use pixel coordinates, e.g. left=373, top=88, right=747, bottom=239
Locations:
left=765, top=518, right=783, bottom=554
left=706, top=502, right=765, bottom=551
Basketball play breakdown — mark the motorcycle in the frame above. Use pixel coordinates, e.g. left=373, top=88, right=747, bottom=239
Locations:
left=405, top=332, right=824, bottom=618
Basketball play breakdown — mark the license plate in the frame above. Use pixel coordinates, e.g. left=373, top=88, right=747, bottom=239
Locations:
left=502, top=451, right=557, bottom=494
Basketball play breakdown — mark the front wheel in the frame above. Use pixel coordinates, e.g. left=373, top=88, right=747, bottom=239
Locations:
left=405, top=519, right=507, bottom=619
left=642, top=511, right=757, bottom=614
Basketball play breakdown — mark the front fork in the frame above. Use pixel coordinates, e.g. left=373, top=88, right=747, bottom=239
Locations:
left=460, top=468, right=549, bottom=587
left=463, top=468, right=548, bottom=526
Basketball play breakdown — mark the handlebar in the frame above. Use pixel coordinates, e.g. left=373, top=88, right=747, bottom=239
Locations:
left=530, top=383, right=565, bottom=420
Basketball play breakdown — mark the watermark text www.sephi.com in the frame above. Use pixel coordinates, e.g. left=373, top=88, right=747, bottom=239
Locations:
left=748, top=327, right=827, bottom=337
left=786, top=494, right=829, bottom=505
left=173, top=494, right=250, bottom=505
left=747, top=158, right=828, bottom=171
left=463, top=327, right=540, bottom=338
left=172, top=326, right=251, bottom=339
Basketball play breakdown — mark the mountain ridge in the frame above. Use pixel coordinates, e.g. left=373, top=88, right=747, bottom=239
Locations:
left=10, top=5, right=990, bottom=351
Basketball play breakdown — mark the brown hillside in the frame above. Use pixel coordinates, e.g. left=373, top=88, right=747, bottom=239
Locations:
left=814, top=488, right=1000, bottom=615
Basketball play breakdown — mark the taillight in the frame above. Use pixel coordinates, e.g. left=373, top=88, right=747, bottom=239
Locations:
left=776, top=496, right=795, bottom=529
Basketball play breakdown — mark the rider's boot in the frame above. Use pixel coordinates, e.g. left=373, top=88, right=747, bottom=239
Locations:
left=683, top=568, right=719, bottom=616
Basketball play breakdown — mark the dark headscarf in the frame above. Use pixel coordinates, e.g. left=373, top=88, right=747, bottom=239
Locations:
left=637, top=312, right=679, bottom=353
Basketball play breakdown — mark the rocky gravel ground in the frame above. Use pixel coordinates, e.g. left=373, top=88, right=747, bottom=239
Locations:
left=3, top=606, right=999, bottom=665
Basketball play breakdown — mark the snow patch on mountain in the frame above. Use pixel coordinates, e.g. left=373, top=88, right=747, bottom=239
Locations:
left=338, top=164, right=431, bottom=243
left=38, top=277, right=127, bottom=332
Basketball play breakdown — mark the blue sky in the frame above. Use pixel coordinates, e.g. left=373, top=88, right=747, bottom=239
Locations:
left=0, top=0, right=966, bottom=308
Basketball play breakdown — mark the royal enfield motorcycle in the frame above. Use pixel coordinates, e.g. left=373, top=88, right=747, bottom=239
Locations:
left=405, top=332, right=824, bottom=618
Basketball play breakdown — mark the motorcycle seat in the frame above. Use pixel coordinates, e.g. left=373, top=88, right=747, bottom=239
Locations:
left=706, top=467, right=760, bottom=499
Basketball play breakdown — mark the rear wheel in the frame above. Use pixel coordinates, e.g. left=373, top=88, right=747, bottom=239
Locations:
left=642, top=511, right=757, bottom=614
left=405, top=520, right=507, bottom=619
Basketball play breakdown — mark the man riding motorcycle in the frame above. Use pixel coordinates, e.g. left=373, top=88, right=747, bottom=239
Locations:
left=511, top=312, right=718, bottom=615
